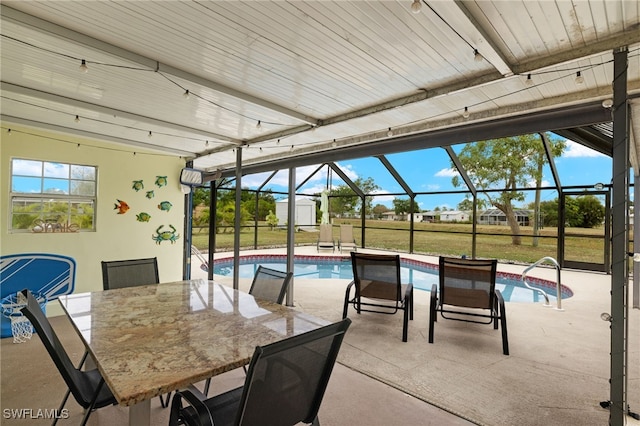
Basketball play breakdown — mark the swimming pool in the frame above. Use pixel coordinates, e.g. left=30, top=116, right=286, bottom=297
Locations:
left=211, top=255, right=573, bottom=303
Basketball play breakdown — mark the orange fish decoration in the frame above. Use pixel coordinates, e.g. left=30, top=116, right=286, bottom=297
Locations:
left=114, top=199, right=130, bottom=214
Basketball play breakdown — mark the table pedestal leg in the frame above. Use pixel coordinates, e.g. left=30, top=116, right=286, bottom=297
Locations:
left=129, top=400, right=151, bottom=426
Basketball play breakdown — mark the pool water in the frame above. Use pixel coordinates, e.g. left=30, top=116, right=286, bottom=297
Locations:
left=211, top=255, right=573, bottom=303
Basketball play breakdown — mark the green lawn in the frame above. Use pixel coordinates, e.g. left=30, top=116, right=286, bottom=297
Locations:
left=192, top=219, right=616, bottom=265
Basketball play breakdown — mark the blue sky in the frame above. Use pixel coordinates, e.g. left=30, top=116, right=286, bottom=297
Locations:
left=241, top=137, right=614, bottom=210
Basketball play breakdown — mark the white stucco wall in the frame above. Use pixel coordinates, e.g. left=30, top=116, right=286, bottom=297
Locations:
left=1, top=124, right=186, bottom=315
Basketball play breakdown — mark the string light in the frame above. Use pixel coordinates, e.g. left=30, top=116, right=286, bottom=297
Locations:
left=575, top=71, right=584, bottom=84
left=7, top=129, right=11, bottom=135
left=256, top=120, right=262, bottom=130
left=474, top=49, right=483, bottom=62
left=462, top=107, right=470, bottom=119
left=75, top=115, right=80, bottom=123
left=148, top=131, right=152, bottom=138
left=387, top=127, right=393, bottom=137
left=332, top=139, right=337, bottom=147
left=79, top=59, right=88, bottom=73
left=183, top=89, right=190, bottom=99
left=525, top=74, right=533, bottom=86
left=411, top=0, right=422, bottom=14
left=205, top=140, right=209, bottom=147
left=277, top=139, right=281, bottom=145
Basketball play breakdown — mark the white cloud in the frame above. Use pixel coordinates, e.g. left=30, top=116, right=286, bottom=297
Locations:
left=435, top=168, right=458, bottom=177
left=563, top=140, right=607, bottom=158
left=526, top=179, right=550, bottom=188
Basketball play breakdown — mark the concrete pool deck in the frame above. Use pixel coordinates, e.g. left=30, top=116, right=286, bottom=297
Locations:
left=195, top=246, right=640, bottom=426
left=1, top=246, right=638, bottom=425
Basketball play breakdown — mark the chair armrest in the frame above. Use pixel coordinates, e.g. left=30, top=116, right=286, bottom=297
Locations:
left=403, top=283, right=413, bottom=298
left=343, top=281, right=356, bottom=319
left=495, top=289, right=506, bottom=310
left=430, top=284, right=438, bottom=303
left=171, top=388, right=214, bottom=426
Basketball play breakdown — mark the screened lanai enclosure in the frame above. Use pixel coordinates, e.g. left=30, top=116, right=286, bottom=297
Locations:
left=201, top=132, right=615, bottom=273
left=1, top=1, right=639, bottom=424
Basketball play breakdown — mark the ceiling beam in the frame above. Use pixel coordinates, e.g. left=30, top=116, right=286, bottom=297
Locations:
left=216, top=101, right=613, bottom=178
left=1, top=115, right=196, bottom=157
left=513, top=30, right=640, bottom=75
left=1, top=82, right=238, bottom=144
left=450, top=0, right=514, bottom=76
left=1, top=5, right=317, bottom=126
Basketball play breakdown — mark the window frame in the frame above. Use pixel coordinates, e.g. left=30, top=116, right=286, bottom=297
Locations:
left=9, top=158, right=98, bottom=233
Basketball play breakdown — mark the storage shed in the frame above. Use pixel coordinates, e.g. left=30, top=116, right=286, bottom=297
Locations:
left=275, top=198, right=317, bottom=231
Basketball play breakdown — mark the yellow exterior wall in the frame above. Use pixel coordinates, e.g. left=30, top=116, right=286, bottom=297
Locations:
left=1, top=125, right=186, bottom=315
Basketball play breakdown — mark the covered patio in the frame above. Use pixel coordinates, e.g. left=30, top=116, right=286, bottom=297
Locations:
left=2, top=1, right=640, bottom=424
left=2, top=247, right=638, bottom=425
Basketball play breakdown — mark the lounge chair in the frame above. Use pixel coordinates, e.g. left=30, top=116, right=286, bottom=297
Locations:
left=338, top=224, right=358, bottom=253
left=429, top=256, right=509, bottom=355
left=316, top=224, right=335, bottom=252
left=343, top=252, right=413, bottom=342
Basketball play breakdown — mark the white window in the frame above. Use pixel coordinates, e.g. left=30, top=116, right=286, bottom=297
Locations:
left=10, top=158, right=97, bottom=232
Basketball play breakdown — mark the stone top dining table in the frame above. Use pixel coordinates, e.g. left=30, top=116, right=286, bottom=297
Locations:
left=58, top=279, right=330, bottom=426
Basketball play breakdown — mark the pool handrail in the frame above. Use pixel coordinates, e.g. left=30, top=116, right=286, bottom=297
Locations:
left=521, top=256, right=564, bottom=311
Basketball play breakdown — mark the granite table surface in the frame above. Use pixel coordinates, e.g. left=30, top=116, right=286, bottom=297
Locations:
left=58, top=280, right=329, bottom=406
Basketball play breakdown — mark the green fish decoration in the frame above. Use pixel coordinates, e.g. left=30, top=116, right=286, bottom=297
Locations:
left=158, top=201, right=172, bottom=212
left=132, top=180, right=144, bottom=192
left=155, top=176, right=168, bottom=187
left=145, top=190, right=155, bottom=199
left=136, top=212, right=151, bottom=222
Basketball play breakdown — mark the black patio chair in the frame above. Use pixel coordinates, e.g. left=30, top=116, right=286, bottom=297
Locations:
left=101, top=257, right=159, bottom=290
left=101, top=257, right=172, bottom=406
left=169, top=318, right=352, bottom=426
left=342, top=252, right=413, bottom=342
left=429, top=256, right=509, bottom=355
left=248, top=265, right=293, bottom=305
left=19, top=289, right=117, bottom=426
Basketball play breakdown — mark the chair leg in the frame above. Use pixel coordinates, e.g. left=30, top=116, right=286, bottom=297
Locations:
left=311, top=415, right=320, bottom=426
left=402, top=303, right=409, bottom=342
left=80, top=378, right=106, bottom=426
left=500, top=305, right=509, bottom=355
left=428, top=286, right=437, bottom=343
left=52, top=389, right=72, bottom=426
left=160, top=392, right=172, bottom=408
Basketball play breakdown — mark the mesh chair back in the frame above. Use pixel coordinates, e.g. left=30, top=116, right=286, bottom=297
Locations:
left=101, top=257, right=159, bottom=290
left=340, top=225, right=354, bottom=242
left=319, top=224, right=332, bottom=241
left=237, top=319, right=351, bottom=426
left=248, top=266, right=292, bottom=304
left=439, top=257, right=497, bottom=309
left=19, top=289, right=93, bottom=406
left=351, top=252, right=402, bottom=302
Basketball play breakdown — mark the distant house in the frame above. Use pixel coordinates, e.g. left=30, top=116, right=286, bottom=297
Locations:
left=407, top=212, right=424, bottom=222
left=407, top=211, right=438, bottom=222
left=381, top=211, right=400, bottom=221
left=479, top=209, right=531, bottom=226
left=439, top=210, right=470, bottom=222
left=275, top=197, right=317, bottom=230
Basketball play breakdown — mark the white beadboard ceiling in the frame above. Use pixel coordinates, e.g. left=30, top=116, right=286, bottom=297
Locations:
left=1, top=1, right=639, bottom=175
